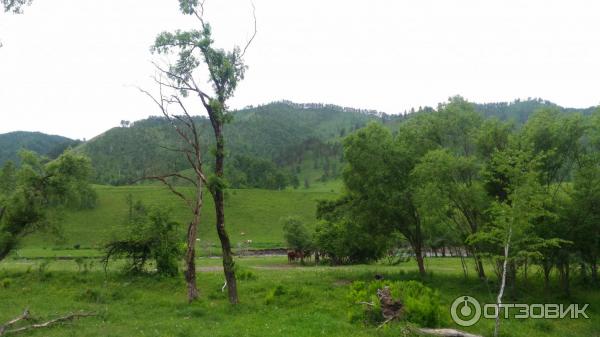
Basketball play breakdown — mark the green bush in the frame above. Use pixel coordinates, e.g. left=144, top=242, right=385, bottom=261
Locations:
left=103, top=199, right=182, bottom=276
left=347, top=280, right=444, bottom=327
left=235, top=266, right=257, bottom=281
left=264, top=285, right=287, bottom=305
left=282, top=216, right=312, bottom=253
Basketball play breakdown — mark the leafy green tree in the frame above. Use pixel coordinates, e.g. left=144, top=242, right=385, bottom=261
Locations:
left=0, top=150, right=94, bottom=261
left=327, top=123, right=428, bottom=275
left=282, top=217, right=311, bottom=263
left=565, top=154, right=600, bottom=285
left=149, top=0, right=256, bottom=304
left=522, top=108, right=586, bottom=192
left=470, top=147, right=551, bottom=337
left=315, top=197, right=389, bottom=265
left=413, top=149, right=490, bottom=278
left=520, top=109, right=587, bottom=293
left=0, top=161, right=16, bottom=195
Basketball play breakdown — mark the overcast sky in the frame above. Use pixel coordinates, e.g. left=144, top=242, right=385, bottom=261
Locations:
left=1, top=0, right=599, bottom=139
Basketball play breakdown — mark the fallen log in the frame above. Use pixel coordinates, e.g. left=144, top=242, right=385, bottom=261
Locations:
left=418, top=328, right=484, bottom=337
left=0, top=309, right=95, bottom=336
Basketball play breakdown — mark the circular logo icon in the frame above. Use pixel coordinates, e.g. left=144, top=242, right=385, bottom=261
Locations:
left=451, top=296, right=481, bottom=326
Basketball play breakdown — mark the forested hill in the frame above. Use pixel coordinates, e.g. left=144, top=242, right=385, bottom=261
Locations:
left=474, top=98, right=597, bottom=124
left=70, top=99, right=600, bottom=185
left=2, top=99, right=597, bottom=186
left=0, top=131, right=80, bottom=165
left=76, top=101, right=380, bottom=185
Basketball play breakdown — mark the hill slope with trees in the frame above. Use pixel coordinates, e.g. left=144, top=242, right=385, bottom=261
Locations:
left=76, top=101, right=380, bottom=185
left=2, top=99, right=596, bottom=187
left=0, top=131, right=80, bottom=165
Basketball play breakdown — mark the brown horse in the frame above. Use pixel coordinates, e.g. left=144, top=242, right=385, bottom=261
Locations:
left=287, top=250, right=297, bottom=263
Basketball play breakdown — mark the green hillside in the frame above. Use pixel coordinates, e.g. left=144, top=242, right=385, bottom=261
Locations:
left=21, top=184, right=339, bottom=254
left=0, top=131, right=79, bottom=165
left=75, top=101, right=378, bottom=185
left=474, top=97, right=597, bottom=124
left=3, top=99, right=597, bottom=187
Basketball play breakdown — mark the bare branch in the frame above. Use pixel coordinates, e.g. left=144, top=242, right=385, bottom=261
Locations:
left=240, top=2, right=257, bottom=59
left=0, top=308, right=30, bottom=334
left=158, top=144, right=192, bottom=154
left=0, top=310, right=96, bottom=336
left=418, top=328, right=483, bottom=337
left=142, top=175, right=194, bottom=210
left=138, top=84, right=198, bottom=149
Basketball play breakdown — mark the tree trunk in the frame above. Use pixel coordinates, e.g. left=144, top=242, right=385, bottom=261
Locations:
left=0, top=246, right=11, bottom=262
left=415, top=246, right=426, bottom=277
left=592, top=259, right=598, bottom=285
left=459, top=254, right=468, bottom=279
left=184, top=219, right=200, bottom=302
left=558, top=259, right=570, bottom=297
left=476, top=258, right=486, bottom=279
left=184, top=184, right=202, bottom=303
left=494, top=226, right=511, bottom=337
left=542, top=259, right=552, bottom=292
left=0, top=233, right=15, bottom=262
left=213, top=125, right=238, bottom=304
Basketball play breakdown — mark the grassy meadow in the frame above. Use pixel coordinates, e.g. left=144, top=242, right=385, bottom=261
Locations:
left=2, top=184, right=598, bottom=337
left=18, top=184, right=338, bottom=258
left=0, top=257, right=597, bottom=337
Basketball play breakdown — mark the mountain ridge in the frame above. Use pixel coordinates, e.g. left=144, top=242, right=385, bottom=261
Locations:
left=1, top=98, right=597, bottom=186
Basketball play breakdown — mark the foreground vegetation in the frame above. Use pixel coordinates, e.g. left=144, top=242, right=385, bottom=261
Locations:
left=0, top=256, right=597, bottom=337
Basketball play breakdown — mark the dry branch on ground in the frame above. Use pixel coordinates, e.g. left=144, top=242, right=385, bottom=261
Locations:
left=0, top=309, right=95, bottom=336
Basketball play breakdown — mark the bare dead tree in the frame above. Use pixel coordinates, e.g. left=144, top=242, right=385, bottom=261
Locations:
left=139, top=77, right=209, bottom=303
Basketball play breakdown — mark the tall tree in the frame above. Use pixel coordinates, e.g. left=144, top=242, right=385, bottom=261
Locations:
left=151, top=0, right=256, bottom=304
left=341, top=123, right=428, bottom=276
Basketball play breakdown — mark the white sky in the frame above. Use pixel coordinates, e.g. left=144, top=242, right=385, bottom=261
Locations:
left=1, top=0, right=599, bottom=139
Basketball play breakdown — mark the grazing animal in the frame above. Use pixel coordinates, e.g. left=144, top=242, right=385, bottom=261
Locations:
left=287, top=251, right=297, bottom=263
left=295, top=250, right=304, bottom=263
left=303, top=250, right=312, bottom=262
left=375, top=274, right=384, bottom=280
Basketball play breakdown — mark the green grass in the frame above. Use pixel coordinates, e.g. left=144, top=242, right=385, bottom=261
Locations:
left=0, top=257, right=597, bottom=337
left=6, top=185, right=598, bottom=336
left=20, top=185, right=337, bottom=255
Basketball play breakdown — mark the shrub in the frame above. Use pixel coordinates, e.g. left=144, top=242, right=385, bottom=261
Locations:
left=313, top=220, right=388, bottom=264
left=235, top=265, right=257, bottom=281
left=347, top=280, right=444, bottom=327
left=282, top=217, right=312, bottom=253
left=264, top=285, right=287, bottom=305
left=103, top=200, right=182, bottom=276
